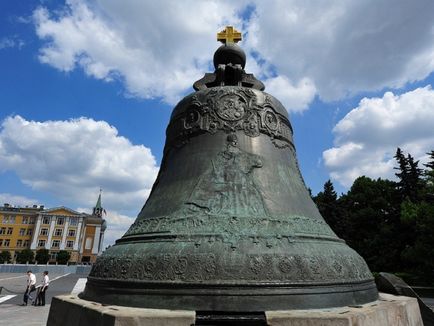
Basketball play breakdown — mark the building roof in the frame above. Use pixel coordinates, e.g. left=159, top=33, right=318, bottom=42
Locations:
left=41, top=206, right=84, bottom=216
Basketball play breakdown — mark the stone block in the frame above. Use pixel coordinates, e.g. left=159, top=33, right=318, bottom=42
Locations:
left=47, top=293, right=422, bottom=326
left=266, top=293, right=423, bottom=326
left=47, top=295, right=195, bottom=326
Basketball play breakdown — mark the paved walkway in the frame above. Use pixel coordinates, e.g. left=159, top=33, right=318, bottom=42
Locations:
left=0, top=303, right=51, bottom=325
left=0, top=272, right=85, bottom=325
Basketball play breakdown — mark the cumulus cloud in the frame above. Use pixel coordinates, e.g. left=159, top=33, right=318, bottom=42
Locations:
left=0, top=193, right=40, bottom=207
left=246, top=0, right=434, bottom=102
left=264, top=76, right=316, bottom=112
left=33, top=0, right=246, bottom=104
left=323, top=86, right=434, bottom=186
left=32, top=0, right=434, bottom=111
left=0, top=115, right=159, bottom=214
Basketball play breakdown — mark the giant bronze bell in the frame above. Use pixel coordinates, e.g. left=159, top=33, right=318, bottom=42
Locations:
left=82, top=27, right=378, bottom=311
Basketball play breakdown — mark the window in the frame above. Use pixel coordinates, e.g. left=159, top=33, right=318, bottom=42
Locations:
left=29, top=217, right=35, bottom=224
left=0, top=239, right=2, bottom=246
left=42, top=216, right=50, bottom=224
left=67, top=229, right=76, bottom=237
left=23, top=240, right=30, bottom=247
left=16, top=239, right=23, bottom=247
left=0, top=227, right=6, bottom=235
left=54, top=228, right=63, bottom=236
left=52, top=240, right=60, bottom=248
left=57, top=217, right=65, bottom=225
left=40, top=228, right=48, bottom=236
left=70, top=217, right=78, bottom=226
left=37, top=239, right=46, bottom=247
left=85, top=237, right=92, bottom=250
left=4, top=239, right=10, bottom=247
left=7, top=227, right=13, bottom=235
left=26, top=229, right=33, bottom=236
left=22, top=216, right=29, bottom=224
left=19, top=228, right=26, bottom=236
left=66, top=240, right=74, bottom=249
left=2, top=215, right=16, bottom=223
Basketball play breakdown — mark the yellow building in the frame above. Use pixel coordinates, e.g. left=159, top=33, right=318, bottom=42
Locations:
left=0, top=204, right=42, bottom=260
left=0, top=194, right=107, bottom=264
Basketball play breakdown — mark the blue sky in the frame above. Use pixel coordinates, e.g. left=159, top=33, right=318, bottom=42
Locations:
left=1, top=0, right=434, bottom=246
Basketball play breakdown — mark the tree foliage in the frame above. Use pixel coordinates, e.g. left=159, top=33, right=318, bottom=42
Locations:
left=35, top=249, right=50, bottom=264
left=314, top=148, right=434, bottom=283
left=16, top=249, right=34, bottom=264
left=56, top=250, right=71, bottom=265
left=0, top=251, right=11, bottom=263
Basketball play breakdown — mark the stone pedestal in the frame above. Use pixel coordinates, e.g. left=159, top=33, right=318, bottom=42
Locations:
left=47, top=293, right=422, bottom=326
left=266, top=293, right=423, bottom=326
left=47, top=295, right=195, bottom=326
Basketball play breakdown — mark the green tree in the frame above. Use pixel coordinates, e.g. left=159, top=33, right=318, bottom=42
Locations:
left=313, top=180, right=344, bottom=236
left=339, top=176, right=401, bottom=272
left=35, top=249, right=50, bottom=264
left=394, top=148, right=424, bottom=202
left=424, top=150, right=434, bottom=198
left=56, top=250, right=71, bottom=265
left=16, top=249, right=34, bottom=264
left=0, top=251, right=11, bottom=263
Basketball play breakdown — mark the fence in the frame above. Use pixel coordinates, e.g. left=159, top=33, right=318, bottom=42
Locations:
left=0, top=263, right=92, bottom=275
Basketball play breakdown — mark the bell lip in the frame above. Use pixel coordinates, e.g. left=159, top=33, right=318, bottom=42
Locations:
left=80, top=278, right=378, bottom=311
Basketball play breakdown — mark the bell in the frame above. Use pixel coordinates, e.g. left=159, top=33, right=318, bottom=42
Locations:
left=81, top=27, right=378, bottom=311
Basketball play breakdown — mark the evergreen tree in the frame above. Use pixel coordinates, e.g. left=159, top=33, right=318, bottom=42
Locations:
left=424, top=150, right=434, bottom=171
left=394, top=148, right=424, bottom=202
left=424, top=150, right=434, bottom=199
left=314, top=180, right=343, bottom=235
left=406, top=154, right=424, bottom=201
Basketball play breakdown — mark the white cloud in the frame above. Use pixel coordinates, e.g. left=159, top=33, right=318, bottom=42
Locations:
left=264, top=76, right=316, bottom=113
left=33, top=0, right=246, bottom=104
left=244, top=0, right=434, bottom=101
left=32, top=1, right=434, bottom=111
left=0, top=37, right=25, bottom=50
left=323, top=86, right=434, bottom=186
left=0, top=115, right=159, bottom=215
left=0, top=193, right=40, bottom=207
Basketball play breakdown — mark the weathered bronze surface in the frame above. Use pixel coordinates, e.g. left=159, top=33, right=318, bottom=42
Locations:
left=81, top=27, right=378, bottom=311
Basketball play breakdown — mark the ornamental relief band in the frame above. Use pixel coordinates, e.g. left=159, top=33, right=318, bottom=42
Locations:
left=167, top=87, right=294, bottom=149
left=90, top=251, right=372, bottom=282
left=123, top=214, right=336, bottom=239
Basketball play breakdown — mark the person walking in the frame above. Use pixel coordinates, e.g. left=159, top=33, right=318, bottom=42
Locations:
left=35, top=271, right=49, bottom=306
left=22, top=270, right=36, bottom=306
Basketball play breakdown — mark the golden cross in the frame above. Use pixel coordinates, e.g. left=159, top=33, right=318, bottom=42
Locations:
left=217, top=26, right=242, bottom=44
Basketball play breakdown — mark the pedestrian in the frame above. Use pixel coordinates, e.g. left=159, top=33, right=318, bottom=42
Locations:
left=35, top=271, right=49, bottom=306
left=22, top=270, right=36, bottom=306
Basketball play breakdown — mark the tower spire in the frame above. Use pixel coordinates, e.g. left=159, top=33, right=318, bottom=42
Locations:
left=93, top=188, right=104, bottom=218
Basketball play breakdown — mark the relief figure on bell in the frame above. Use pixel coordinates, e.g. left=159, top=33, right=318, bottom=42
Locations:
left=185, top=133, right=267, bottom=217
